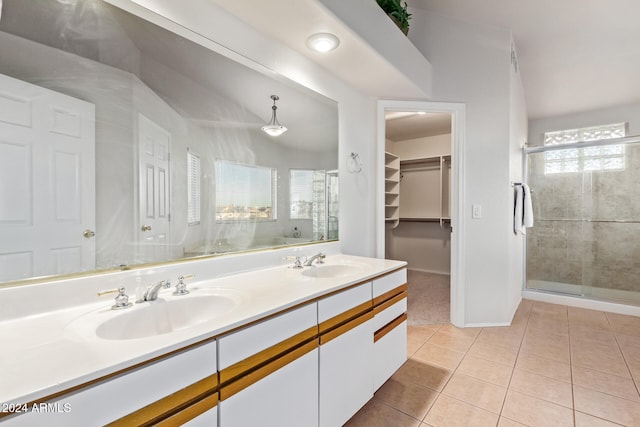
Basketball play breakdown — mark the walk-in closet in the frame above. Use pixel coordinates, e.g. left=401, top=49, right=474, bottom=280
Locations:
left=384, top=112, right=452, bottom=324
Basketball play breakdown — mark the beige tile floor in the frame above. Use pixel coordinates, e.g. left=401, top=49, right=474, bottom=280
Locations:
left=345, top=300, right=640, bottom=426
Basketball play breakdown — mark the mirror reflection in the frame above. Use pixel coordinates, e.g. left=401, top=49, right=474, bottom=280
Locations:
left=0, top=0, right=338, bottom=285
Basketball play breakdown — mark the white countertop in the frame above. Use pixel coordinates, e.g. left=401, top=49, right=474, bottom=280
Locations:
left=0, top=254, right=405, bottom=405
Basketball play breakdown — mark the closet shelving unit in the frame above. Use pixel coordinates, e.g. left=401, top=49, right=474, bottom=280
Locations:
left=384, top=152, right=400, bottom=225
left=399, top=155, right=451, bottom=225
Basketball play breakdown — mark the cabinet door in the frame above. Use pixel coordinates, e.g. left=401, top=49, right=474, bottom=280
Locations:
left=218, top=348, right=318, bottom=427
left=372, top=269, right=408, bottom=391
left=319, top=318, right=373, bottom=427
left=373, top=299, right=408, bottom=390
left=317, top=282, right=374, bottom=427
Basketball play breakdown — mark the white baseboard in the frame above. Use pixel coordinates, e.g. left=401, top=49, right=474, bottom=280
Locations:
left=462, top=321, right=512, bottom=328
left=523, top=290, right=640, bottom=317
left=407, top=267, right=451, bottom=276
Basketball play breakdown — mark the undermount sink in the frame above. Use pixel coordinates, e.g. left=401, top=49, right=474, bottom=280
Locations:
left=66, top=289, right=241, bottom=341
left=301, top=263, right=366, bottom=279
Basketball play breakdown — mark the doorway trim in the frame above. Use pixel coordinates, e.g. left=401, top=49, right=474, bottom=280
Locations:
left=376, top=100, right=466, bottom=327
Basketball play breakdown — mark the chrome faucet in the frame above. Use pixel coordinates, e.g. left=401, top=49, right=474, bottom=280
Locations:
left=173, top=274, right=194, bottom=296
left=98, top=287, right=133, bottom=310
left=143, top=280, right=171, bottom=301
left=304, top=252, right=326, bottom=266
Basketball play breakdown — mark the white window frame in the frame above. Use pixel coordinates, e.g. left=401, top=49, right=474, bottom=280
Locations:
left=215, top=160, right=277, bottom=222
left=187, top=149, right=201, bottom=225
left=289, top=169, right=314, bottom=220
left=543, top=123, right=626, bottom=174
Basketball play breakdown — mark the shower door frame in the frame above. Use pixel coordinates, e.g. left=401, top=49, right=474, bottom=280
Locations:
left=522, top=134, right=640, bottom=302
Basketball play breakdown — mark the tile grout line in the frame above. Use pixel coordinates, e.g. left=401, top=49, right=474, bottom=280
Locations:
left=420, top=323, right=489, bottom=424
left=565, top=306, right=577, bottom=427
left=604, top=311, right=640, bottom=401
left=495, top=300, right=533, bottom=422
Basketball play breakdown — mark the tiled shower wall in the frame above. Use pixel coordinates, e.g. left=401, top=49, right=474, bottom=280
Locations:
left=526, top=143, right=640, bottom=292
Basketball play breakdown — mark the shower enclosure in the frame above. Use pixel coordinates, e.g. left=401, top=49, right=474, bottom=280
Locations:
left=524, top=134, right=640, bottom=305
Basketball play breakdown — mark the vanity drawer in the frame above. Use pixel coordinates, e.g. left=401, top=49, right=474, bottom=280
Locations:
left=372, top=268, right=407, bottom=300
left=317, top=282, right=372, bottom=327
left=2, top=340, right=217, bottom=427
left=217, top=302, right=317, bottom=371
left=372, top=297, right=407, bottom=331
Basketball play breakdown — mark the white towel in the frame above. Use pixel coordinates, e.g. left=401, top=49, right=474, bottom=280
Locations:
left=514, top=184, right=534, bottom=235
left=514, top=185, right=524, bottom=234
left=522, top=183, right=534, bottom=229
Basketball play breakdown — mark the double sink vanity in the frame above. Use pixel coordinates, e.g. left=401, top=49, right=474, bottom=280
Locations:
left=0, top=248, right=407, bottom=426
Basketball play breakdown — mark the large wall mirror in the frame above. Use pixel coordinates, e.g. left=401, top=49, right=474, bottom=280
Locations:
left=0, top=0, right=338, bottom=286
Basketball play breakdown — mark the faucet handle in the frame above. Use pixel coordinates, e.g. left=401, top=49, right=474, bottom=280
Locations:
left=174, top=274, right=194, bottom=296
left=316, top=253, right=326, bottom=264
left=284, top=255, right=304, bottom=269
left=98, top=286, right=133, bottom=310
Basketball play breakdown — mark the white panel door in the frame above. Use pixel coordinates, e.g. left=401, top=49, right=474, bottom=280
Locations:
left=0, top=73, right=95, bottom=281
left=137, top=113, right=171, bottom=263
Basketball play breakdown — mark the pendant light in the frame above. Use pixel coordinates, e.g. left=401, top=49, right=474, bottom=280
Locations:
left=261, top=95, right=287, bottom=137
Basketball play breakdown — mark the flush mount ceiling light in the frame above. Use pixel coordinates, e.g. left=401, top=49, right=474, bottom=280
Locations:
left=306, top=33, right=340, bottom=53
left=261, top=95, right=287, bottom=137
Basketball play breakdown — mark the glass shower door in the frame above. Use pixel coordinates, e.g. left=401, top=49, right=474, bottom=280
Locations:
left=525, top=137, right=640, bottom=305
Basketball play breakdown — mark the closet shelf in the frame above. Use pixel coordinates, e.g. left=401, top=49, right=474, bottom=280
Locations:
left=384, top=151, right=401, bottom=223
left=400, top=217, right=451, bottom=223
left=400, top=156, right=441, bottom=167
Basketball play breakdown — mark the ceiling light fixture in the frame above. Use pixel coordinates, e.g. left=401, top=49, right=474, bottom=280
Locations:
left=261, top=95, right=287, bottom=137
left=306, top=33, right=340, bottom=53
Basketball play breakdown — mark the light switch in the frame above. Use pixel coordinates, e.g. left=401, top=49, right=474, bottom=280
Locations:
left=472, top=204, right=482, bottom=219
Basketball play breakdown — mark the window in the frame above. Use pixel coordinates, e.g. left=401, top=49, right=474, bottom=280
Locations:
left=543, top=123, right=626, bottom=174
left=289, top=170, right=314, bottom=219
left=215, top=160, right=277, bottom=221
left=187, top=150, right=201, bottom=225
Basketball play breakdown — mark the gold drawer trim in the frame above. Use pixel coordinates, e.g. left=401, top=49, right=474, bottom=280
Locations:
left=320, top=310, right=374, bottom=345
left=219, top=339, right=319, bottom=400
left=374, top=312, right=407, bottom=343
left=373, top=290, right=408, bottom=316
left=373, top=283, right=408, bottom=308
left=219, top=325, right=318, bottom=385
left=107, top=374, right=218, bottom=426
left=318, top=300, right=373, bottom=335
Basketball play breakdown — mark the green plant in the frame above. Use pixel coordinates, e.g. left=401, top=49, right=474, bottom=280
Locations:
left=376, top=0, right=412, bottom=32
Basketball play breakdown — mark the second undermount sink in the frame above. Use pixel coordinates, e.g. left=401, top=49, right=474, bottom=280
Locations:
left=301, top=262, right=367, bottom=279
left=66, top=289, right=241, bottom=341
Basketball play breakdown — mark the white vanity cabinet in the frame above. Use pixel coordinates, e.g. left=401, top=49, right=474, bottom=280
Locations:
left=317, top=282, right=374, bottom=427
left=372, top=269, right=408, bottom=390
left=217, top=302, right=319, bottom=427
left=1, top=340, right=218, bottom=427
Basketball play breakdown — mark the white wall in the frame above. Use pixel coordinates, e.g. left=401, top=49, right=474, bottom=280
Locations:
left=508, top=41, right=528, bottom=314
left=389, top=134, right=451, bottom=159
left=529, top=102, right=640, bottom=147
left=409, top=10, right=525, bottom=325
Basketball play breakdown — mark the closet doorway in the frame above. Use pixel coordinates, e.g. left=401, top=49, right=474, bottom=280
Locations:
left=377, top=101, right=466, bottom=326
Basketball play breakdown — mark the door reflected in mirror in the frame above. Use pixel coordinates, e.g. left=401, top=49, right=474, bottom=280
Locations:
left=0, top=0, right=338, bottom=285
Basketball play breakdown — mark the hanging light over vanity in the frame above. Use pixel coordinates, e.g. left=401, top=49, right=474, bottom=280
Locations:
left=261, top=95, right=287, bottom=137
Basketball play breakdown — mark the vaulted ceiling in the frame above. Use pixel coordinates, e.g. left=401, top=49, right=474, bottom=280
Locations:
left=409, top=0, right=640, bottom=120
